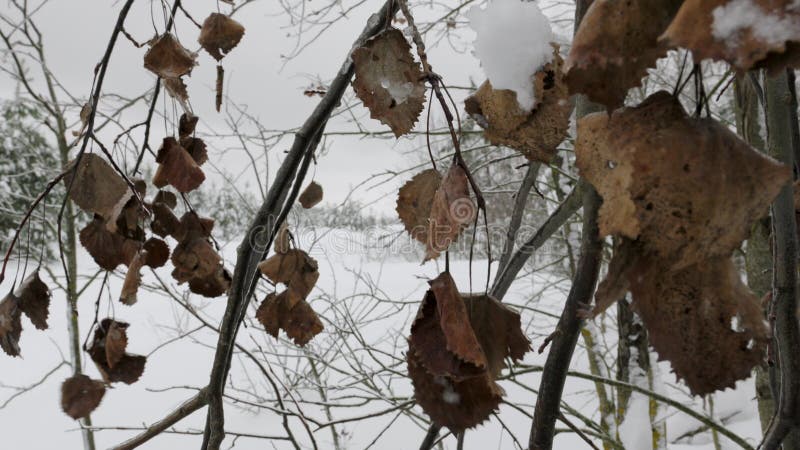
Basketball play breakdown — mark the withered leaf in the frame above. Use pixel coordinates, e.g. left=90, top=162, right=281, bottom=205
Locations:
left=216, top=65, right=224, bottom=113
left=15, top=270, right=51, bottom=330
left=153, top=190, right=178, bottom=209
left=0, top=293, right=22, bottom=357
left=465, top=44, right=572, bottom=162
left=187, top=266, right=231, bottom=298
left=198, top=13, right=245, bottom=61
left=142, top=237, right=170, bottom=268
left=352, top=28, right=426, bottom=137
left=171, top=238, right=221, bottom=283
left=298, top=181, right=323, bottom=209
left=179, top=113, right=198, bottom=138
left=576, top=91, right=790, bottom=270
left=396, top=169, right=442, bottom=245
left=80, top=215, right=142, bottom=271
left=274, top=222, right=291, bottom=254
left=150, top=202, right=180, bottom=238
left=565, top=0, right=684, bottom=109
left=425, top=164, right=475, bottom=261
left=256, top=291, right=323, bottom=346
left=258, top=249, right=319, bottom=305
left=153, top=137, right=206, bottom=193
left=461, top=294, right=531, bottom=378
left=143, top=33, right=197, bottom=79
left=66, top=153, right=132, bottom=223
left=163, top=77, right=190, bottom=110
left=87, top=319, right=146, bottom=384
left=181, top=136, right=208, bottom=166
left=662, top=0, right=800, bottom=73
left=61, top=374, right=106, bottom=420
left=629, top=257, right=769, bottom=395
left=120, top=252, right=144, bottom=306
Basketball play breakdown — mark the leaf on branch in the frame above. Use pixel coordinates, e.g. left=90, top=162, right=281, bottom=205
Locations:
left=66, top=153, right=132, bottom=225
left=71, top=102, right=92, bottom=137
left=407, top=272, right=530, bottom=431
left=198, top=13, right=245, bottom=61
left=298, top=181, right=323, bottom=209
left=630, top=257, right=769, bottom=395
left=274, top=222, right=291, bottom=254
left=61, top=374, right=106, bottom=420
left=143, top=33, right=197, bottom=79
left=142, top=237, right=170, bottom=268
left=150, top=191, right=180, bottom=238
left=179, top=113, right=198, bottom=138
left=662, top=0, right=800, bottom=73
left=258, top=249, right=320, bottom=305
left=465, top=44, right=572, bottom=162
left=170, top=212, right=230, bottom=297
left=352, top=28, right=426, bottom=137
left=120, top=252, right=144, bottom=306
left=80, top=215, right=142, bottom=271
left=153, top=137, right=206, bottom=193
left=0, top=293, right=22, bottom=357
left=87, top=319, right=146, bottom=384
left=425, top=164, right=475, bottom=261
left=15, top=270, right=51, bottom=330
left=163, top=76, right=190, bottom=110
left=256, top=291, right=323, bottom=346
left=576, top=91, right=790, bottom=270
left=397, top=169, right=442, bottom=245
left=565, top=0, right=684, bottom=109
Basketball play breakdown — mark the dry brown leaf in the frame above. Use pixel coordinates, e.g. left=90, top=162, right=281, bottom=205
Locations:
left=565, top=0, right=684, bottom=109
left=87, top=319, right=146, bottom=384
left=71, top=102, right=91, bottom=137
left=425, top=164, right=475, bottom=261
left=144, top=33, right=197, bottom=79
left=120, top=252, right=144, bottom=306
left=256, top=291, right=323, bottom=346
left=216, top=65, right=224, bottom=112
left=61, top=374, right=106, bottom=420
left=629, top=257, right=768, bottom=395
left=169, top=212, right=229, bottom=297
left=181, top=136, right=208, bottom=166
left=662, top=0, right=800, bottom=73
left=461, top=294, right=531, bottom=377
left=465, top=44, right=572, bottom=162
left=179, top=113, right=198, bottom=138
left=188, top=266, right=231, bottom=298
left=163, top=77, right=190, bottom=111
left=274, top=222, right=291, bottom=254
left=198, top=13, right=245, bottom=61
left=576, top=91, right=790, bottom=270
left=171, top=238, right=222, bottom=283
left=298, top=181, right=323, bottom=209
left=0, top=293, right=22, bottom=357
left=174, top=211, right=215, bottom=241
left=66, top=153, right=132, bottom=223
left=153, top=137, right=205, bottom=193
left=396, top=169, right=442, bottom=245
left=153, top=190, right=178, bottom=209
left=142, top=237, right=170, bottom=268
left=352, top=28, right=426, bottom=137
left=80, top=215, right=142, bottom=271
left=15, top=270, right=51, bottom=330
left=258, top=249, right=319, bottom=306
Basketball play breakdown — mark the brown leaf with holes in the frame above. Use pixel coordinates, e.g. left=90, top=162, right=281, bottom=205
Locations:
left=352, top=28, right=426, bottom=137
left=465, top=44, right=572, bottom=162
left=142, top=237, right=170, bottom=268
left=629, top=257, right=768, bottom=395
left=87, top=319, right=146, bottom=384
left=256, top=291, right=323, bottom=346
left=120, top=252, right=144, bottom=306
left=66, top=153, right=132, bottom=223
left=198, top=13, right=245, bottom=61
left=61, top=374, right=106, bottom=420
left=565, top=0, right=684, bottom=109
left=0, top=293, right=22, bottom=357
left=662, top=0, right=800, bottom=73
left=299, top=182, right=323, bottom=209
left=80, top=216, right=142, bottom=270
left=396, top=169, right=442, bottom=245
left=576, top=91, right=790, bottom=270
left=153, top=137, right=205, bottom=193
left=144, top=33, right=197, bottom=79
left=15, top=270, right=51, bottom=330
left=425, top=164, right=475, bottom=261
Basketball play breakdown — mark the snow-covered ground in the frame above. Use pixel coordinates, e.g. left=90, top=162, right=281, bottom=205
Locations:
left=0, top=227, right=764, bottom=449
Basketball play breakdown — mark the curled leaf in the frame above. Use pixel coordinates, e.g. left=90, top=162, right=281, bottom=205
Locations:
left=87, top=319, right=146, bottom=384
left=425, top=164, right=475, bottom=261
left=142, top=237, right=170, bottom=268
left=15, top=270, right=51, bottom=330
left=143, top=33, right=197, bottom=79
left=66, top=153, right=132, bottom=224
left=0, top=293, right=22, bottom=357
left=61, top=374, right=106, bottom=420
left=396, top=169, right=442, bottom=245
left=352, top=28, right=426, bottom=137
left=256, top=291, right=324, bottom=346
left=298, top=181, right=323, bottom=209
left=198, top=13, right=245, bottom=61
left=153, top=137, right=206, bottom=193
left=465, top=44, right=572, bottom=162
left=80, top=215, right=142, bottom=271
left=120, top=252, right=144, bottom=306
left=258, top=249, right=319, bottom=305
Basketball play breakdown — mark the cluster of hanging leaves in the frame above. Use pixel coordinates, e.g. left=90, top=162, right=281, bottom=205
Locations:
left=465, top=44, right=572, bottom=163
left=144, top=13, right=244, bottom=111
left=0, top=271, right=50, bottom=356
left=407, top=272, right=530, bottom=431
left=352, top=28, right=427, bottom=137
left=396, top=164, right=476, bottom=261
left=61, top=319, right=147, bottom=419
left=576, top=92, right=790, bottom=394
left=256, top=226, right=323, bottom=346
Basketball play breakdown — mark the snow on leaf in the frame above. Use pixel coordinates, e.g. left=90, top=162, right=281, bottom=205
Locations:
left=396, top=168, right=442, bottom=245
left=198, top=13, right=245, bottom=61
left=425, top=164, right=475, bottom=261
left=565, top=0, right=684, bottom=110
left=662, top=0, right=800, bottom=72
left=298, top=181, right=323, bottom=209
left=61, top=374, right=106, bottom=420
left=351, top=28, right=426, bottom=137
left=143, top=33, right=197, bottom=79
left=466, top=0, right=555, bottom=111
left=465, top=44, right=571, bottom=163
